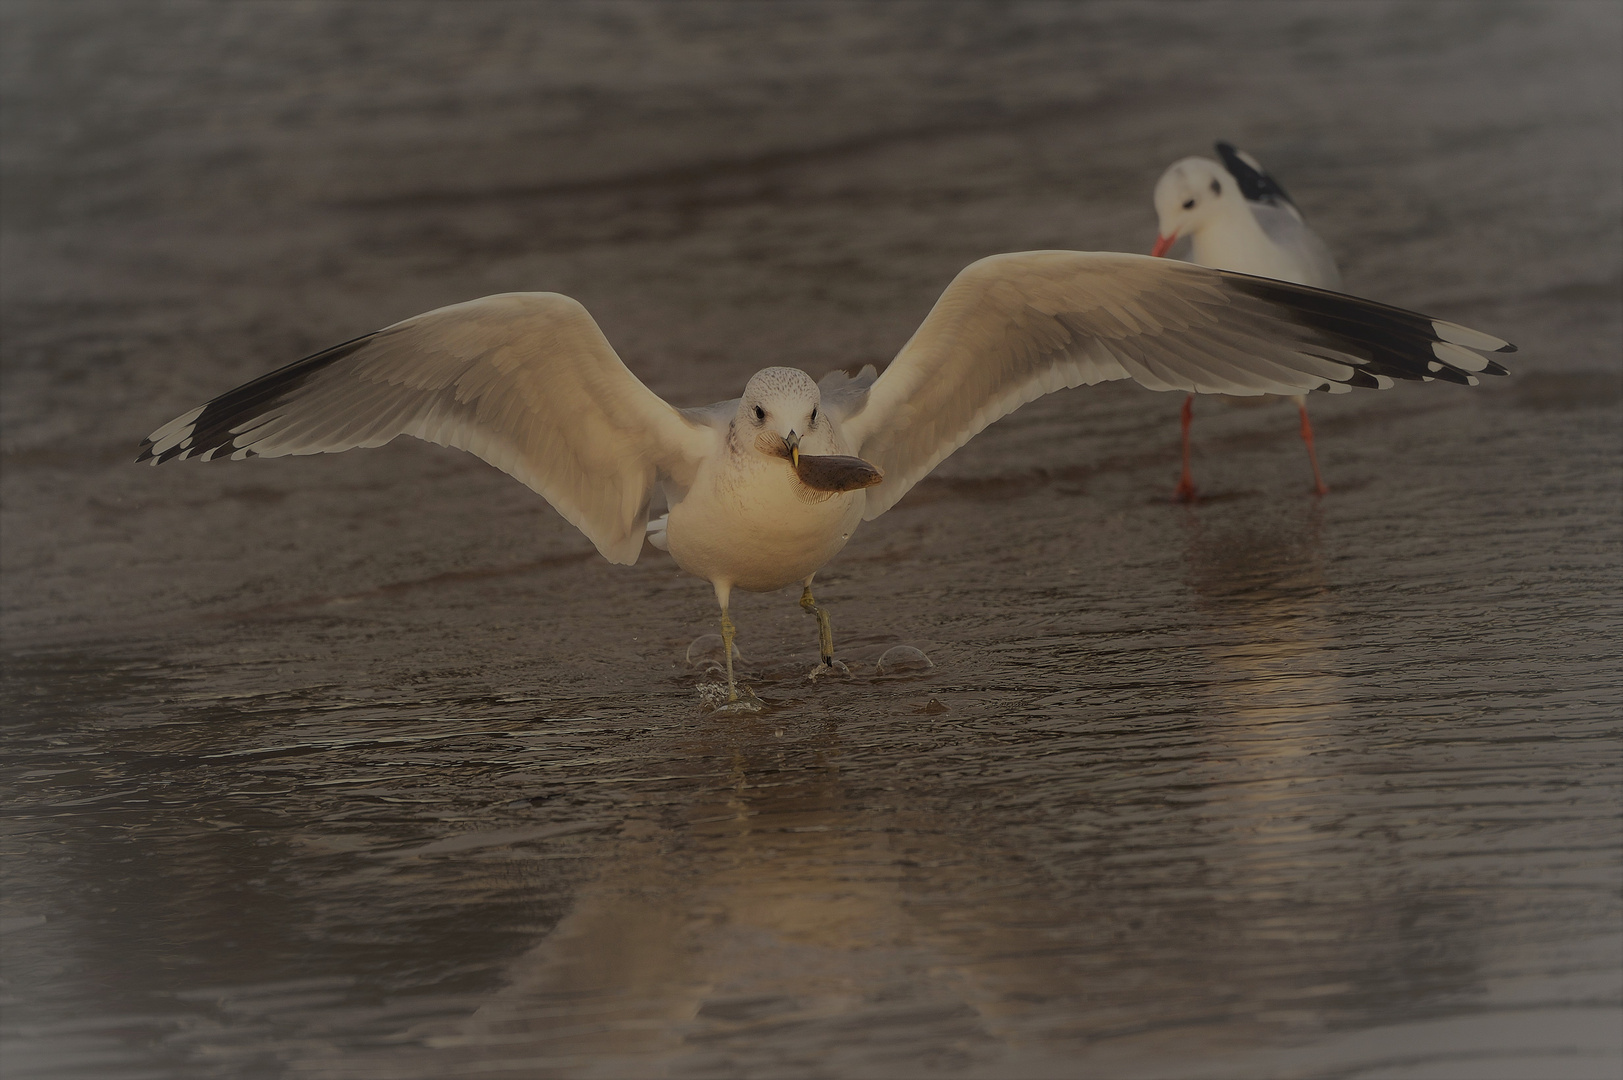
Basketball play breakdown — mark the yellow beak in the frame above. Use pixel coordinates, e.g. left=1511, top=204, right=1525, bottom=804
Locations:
left=787, top=431, right=801, bottom=468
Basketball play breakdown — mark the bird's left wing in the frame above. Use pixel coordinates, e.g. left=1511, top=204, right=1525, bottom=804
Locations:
left=138, top=292, right=714, bottom=565
left=840, top=251, right=1513, bottom=519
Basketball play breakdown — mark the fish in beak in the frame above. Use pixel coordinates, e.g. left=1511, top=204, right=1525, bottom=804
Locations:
left=795, top=453, right=883, bottom=493
left=779, top=429, right=881, bottom=492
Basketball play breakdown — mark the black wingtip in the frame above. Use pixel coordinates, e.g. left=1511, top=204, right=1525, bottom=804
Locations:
left=1220, top=272, right=1516, bottom=389
left=1214, top=140, right=1296, bottom=210
left=1496, top=343, right=1518, bottom=353
left=136, top=329, right=380, bottom=467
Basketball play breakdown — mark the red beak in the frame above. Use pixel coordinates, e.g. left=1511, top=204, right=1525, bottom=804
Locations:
left=1150, top=233, right=1176, bottom=258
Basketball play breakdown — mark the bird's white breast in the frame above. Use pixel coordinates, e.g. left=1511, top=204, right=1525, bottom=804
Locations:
left=664, top=429, right=865, bottom=593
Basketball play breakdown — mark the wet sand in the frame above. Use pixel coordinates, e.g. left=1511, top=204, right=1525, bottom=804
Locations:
left=2, top=2, right=1620, bottom=1077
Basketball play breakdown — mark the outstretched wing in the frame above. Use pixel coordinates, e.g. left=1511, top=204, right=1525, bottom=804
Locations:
left=840, top=251, right=1513, bottom=519
left=138, top=292, right=714, bottom=565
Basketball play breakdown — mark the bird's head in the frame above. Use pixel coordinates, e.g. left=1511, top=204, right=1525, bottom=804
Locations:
left=1151, top=156, right=1233, bottom=256
left=738, top=367, right=824, bottom=466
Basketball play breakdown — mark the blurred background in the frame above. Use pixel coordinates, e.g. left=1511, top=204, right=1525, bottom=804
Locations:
left=2, top=2, right=1619, bottom=1077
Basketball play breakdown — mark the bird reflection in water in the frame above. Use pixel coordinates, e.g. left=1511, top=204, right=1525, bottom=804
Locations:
left=300, top=511, right=1471, bottom=1078
left=1181, top=503, right=1343, bottom=722
left=323, top=721, right=1133, bottom=1075
left=1179, top=504, right=1349, bottom=844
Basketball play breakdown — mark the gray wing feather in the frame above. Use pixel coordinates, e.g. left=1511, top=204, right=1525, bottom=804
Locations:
left=843, top=251, right=1510, bottom=519
left=816, top=364, right=880, bottom=425
left=138, top=292, right=713, bottom=565
left=1250, top=203, right=1342, bottom=290
left=678, top=399, right=740, bottom=429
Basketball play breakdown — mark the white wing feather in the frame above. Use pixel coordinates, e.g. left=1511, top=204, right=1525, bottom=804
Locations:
left=842, top=251, right=1509, bottom=518
left=140, top=292, right=713, bottom=565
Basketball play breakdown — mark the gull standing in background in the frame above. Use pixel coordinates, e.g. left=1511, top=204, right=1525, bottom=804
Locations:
left=1152, top=141, right=1344, bottom=499
left=140, top=251, right=1512, bottom=707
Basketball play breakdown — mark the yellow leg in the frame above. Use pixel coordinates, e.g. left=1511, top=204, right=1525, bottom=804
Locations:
left=719, top=609, right=740, bottom=702
left=800, top=583, right=835, bottom=666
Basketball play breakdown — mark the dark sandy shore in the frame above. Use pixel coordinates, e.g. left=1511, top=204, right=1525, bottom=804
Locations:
left=3, top=3, right=1619, bottom=1077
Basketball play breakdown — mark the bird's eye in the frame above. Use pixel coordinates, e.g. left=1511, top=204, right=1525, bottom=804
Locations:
left=754, top=405, right=765, bottom=422
left=810, top=407, right=817, bottom=423
left=1210, top=178, right=1221, bottom=195
left=1182, top=198, right=1195, bottom=210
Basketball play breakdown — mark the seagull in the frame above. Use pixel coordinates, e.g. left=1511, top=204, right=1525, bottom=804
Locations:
left=139, top=250, right=1513, bottom=706
left=1152, top=141, right=1344, bottom=499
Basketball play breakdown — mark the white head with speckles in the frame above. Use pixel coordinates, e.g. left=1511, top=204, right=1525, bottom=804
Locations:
left=736, top=367, right=831, bottom=463
left=1151, top=156, right=1237, bottom=256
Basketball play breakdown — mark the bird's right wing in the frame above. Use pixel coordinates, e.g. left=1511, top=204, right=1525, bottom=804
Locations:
left=1216, top=141, right=1300, bottom=216
left=840, top=251, right=1513, bottom=519
left=138, top=292, right=714, bottom=565
left=817, top=365, right=880, bottom=424
left=1250, top=202, right=1344, bottom=291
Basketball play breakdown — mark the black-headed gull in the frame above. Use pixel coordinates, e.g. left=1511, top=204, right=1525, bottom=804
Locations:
left=1152, top=141, right=1346, bottom=498
left=140, top=251, right=1512, bottom=706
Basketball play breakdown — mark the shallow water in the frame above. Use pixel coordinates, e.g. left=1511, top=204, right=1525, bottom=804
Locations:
left=2, top=2, right=1620, bottom=1077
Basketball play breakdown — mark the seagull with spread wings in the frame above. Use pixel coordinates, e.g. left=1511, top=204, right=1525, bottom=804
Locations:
left=140, top=250, right=1513, bottom=706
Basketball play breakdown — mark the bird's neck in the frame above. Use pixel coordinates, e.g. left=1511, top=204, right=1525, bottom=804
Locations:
left=1190, top=206, right=1275, bottom=274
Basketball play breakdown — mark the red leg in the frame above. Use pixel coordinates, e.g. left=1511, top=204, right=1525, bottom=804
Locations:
left=1174, top=395, right=1198, bottom=502
left=1297, top=399, right=1329, bottom=496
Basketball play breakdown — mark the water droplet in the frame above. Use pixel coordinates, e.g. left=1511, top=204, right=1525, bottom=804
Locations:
left=876, top=645, right=933, bottom=676
left=686, top=634, right=741, bottom=666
